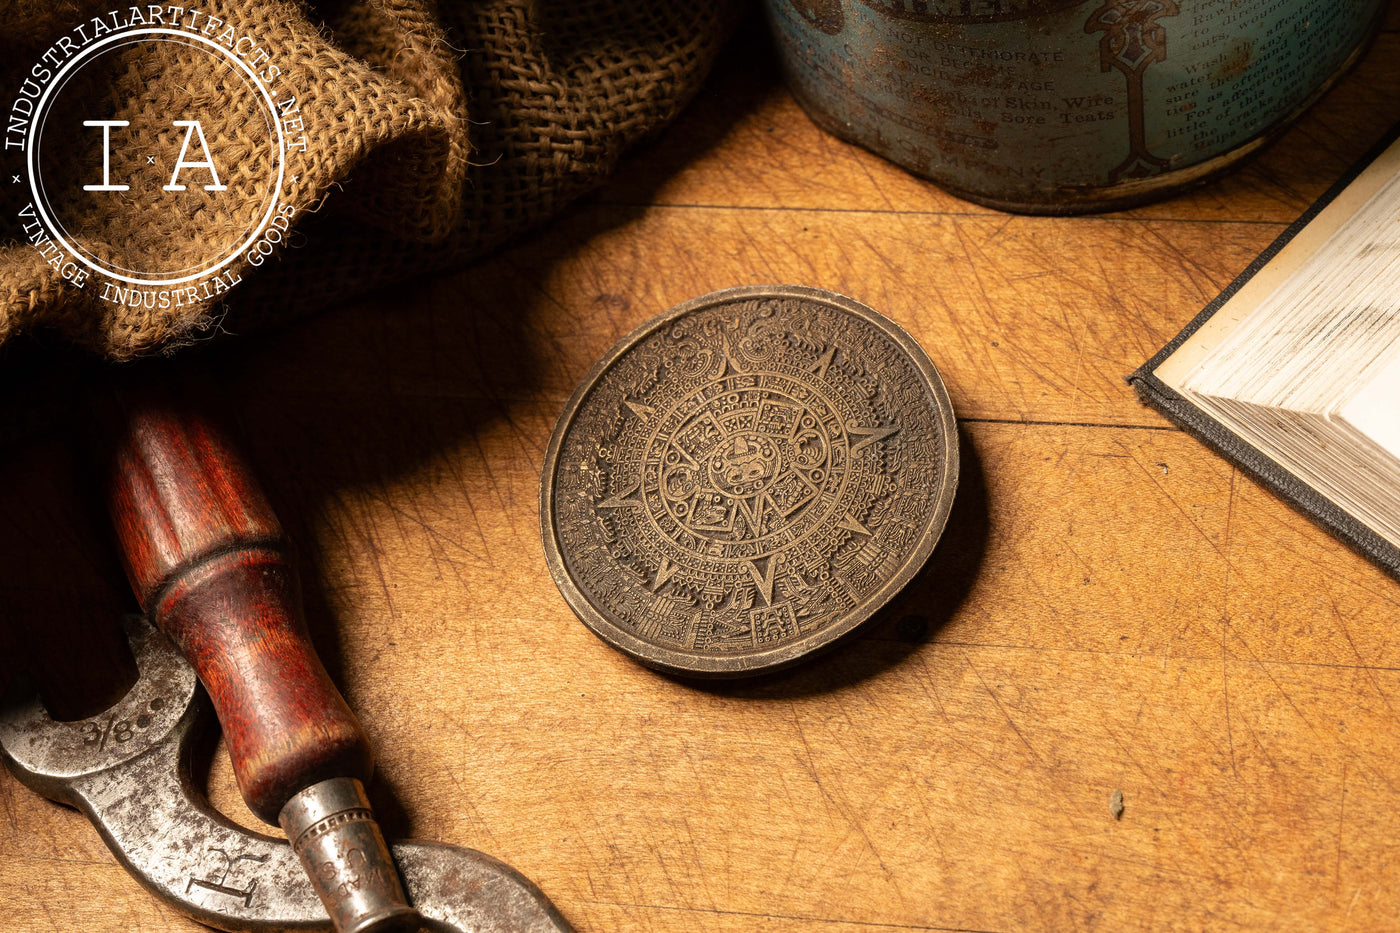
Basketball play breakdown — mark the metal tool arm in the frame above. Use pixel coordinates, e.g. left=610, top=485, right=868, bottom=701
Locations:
left=0, top=617, right=571, bottom=933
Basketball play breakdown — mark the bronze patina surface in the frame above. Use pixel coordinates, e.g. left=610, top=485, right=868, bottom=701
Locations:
left=540, top=285, right=958, bottom=677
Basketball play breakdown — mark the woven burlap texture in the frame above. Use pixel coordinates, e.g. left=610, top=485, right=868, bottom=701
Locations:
left=0, top=0, right=734, bottom=359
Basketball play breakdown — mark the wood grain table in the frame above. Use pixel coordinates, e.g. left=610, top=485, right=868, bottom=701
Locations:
left=5, top=15, right=1400, bottom=932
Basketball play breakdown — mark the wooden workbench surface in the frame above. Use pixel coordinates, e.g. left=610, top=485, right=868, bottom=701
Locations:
left=6, top=16, right=1400, bottom=932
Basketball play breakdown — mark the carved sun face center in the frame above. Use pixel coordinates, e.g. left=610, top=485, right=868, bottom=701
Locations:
left=651, top=380, right=838, bottom=553
left=709, top=432, right=780, bottom=495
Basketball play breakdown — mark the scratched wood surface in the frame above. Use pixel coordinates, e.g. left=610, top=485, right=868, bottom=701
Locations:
left=5, top=17, right=1400, bottom=933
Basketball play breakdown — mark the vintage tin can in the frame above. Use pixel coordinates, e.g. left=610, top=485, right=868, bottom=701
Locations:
left=764, top=0, right=1386, bottom=213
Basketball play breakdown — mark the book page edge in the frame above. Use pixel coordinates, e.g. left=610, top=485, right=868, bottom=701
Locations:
left=1152, top=135, right=1400, bottom=390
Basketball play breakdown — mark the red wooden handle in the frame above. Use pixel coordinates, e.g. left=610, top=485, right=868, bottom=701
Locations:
left=97, top=374, right=371, bottom=825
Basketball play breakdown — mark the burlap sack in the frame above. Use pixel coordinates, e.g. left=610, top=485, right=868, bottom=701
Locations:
left=0, top=0, right=736, bottom=359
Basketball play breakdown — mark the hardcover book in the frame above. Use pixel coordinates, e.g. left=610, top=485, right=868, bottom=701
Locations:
left=1131, top=129, right=1400, bottom=579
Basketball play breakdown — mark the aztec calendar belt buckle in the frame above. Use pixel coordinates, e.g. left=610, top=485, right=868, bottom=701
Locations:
left=540, top=285, right=959, bottom=677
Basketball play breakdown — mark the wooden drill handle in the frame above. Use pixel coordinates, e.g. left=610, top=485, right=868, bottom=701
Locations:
left=97, top=374, right=372, bottom=825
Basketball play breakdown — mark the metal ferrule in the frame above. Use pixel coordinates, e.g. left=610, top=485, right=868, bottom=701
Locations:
left=279, top=777, right=417, bottom=933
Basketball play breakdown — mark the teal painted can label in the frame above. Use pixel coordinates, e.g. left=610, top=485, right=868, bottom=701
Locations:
left=765, top=0, right=1385, bottom=212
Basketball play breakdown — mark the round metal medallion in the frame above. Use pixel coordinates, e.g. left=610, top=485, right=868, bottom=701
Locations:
left=540, top=286, right=959, bottom=677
